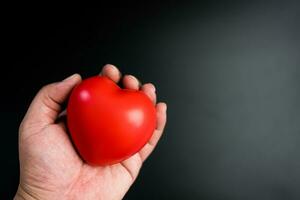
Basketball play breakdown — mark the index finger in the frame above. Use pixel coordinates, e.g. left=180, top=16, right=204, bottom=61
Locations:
left=100, top=64, right=122, bottom=83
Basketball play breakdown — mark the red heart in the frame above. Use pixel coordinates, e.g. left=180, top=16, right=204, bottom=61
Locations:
left=67, top=76, right=156, bottom=165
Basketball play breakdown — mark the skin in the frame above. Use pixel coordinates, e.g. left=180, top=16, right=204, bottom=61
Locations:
left=14, top=64, right=167, bottom=200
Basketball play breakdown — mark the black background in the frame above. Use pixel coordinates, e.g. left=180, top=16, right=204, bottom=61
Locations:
left=2, top=1, right=300, bottom=199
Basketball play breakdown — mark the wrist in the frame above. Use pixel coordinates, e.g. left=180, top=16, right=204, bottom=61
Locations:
left=14, top=185, right=39, bottom=200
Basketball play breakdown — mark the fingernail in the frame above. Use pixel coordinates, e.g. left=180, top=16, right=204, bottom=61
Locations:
left=118, top=70, right=122, bottom=79
left=136, top=78, right=142, bottom=87
left=128, top=75, right=142, bottom=87
left=150, top=84, right=156, bottom=93
left=107, top=64, right=119, bottom=73
left=162, top=103, right=167, bottom=112
left=114, top=66, right=122, bottom=78
left=101, top=64, right=122, bottom=78
left=62, top=74, right=78, bottom=82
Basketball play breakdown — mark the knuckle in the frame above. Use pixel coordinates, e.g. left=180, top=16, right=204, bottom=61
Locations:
left=38, top=83, right=61, bottom=112
left=39, top=83, right=56, bottom=94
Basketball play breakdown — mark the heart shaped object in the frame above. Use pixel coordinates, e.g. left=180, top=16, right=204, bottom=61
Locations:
left=67, top=76, right=156, bottom=165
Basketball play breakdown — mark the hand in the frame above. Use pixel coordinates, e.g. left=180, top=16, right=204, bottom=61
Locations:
left=15, top=64, right=167, bottom=200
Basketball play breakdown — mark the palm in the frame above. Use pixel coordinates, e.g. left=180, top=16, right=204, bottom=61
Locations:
left=16, top=65, right=167, bottom=200
left=20, top=122, right=141, bottom=199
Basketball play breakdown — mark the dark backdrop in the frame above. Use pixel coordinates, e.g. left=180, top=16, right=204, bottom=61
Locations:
left=2, top=1, right=300, bottom=199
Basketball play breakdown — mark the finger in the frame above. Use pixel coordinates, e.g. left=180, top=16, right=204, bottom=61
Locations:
left=139, top=102, right=167, bottom=162
left=100, top=64, right=122, bottom=83
left=21, top=74, right=82, bottom=130
left=119, top=153, right=143, bottom=182
left=141, top=83, right=156, bottom=104
left=122, top=75, right=141, bottom=90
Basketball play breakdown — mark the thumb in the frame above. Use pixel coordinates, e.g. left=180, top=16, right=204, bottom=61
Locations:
left=21, top=74, right=81, bottom=131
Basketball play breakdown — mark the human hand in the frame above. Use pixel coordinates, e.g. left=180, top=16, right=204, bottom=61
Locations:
left=14, top=64, right=167, bottom=200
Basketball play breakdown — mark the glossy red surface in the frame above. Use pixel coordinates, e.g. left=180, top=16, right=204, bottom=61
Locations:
left=67, top=76, right=156, bottom=165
